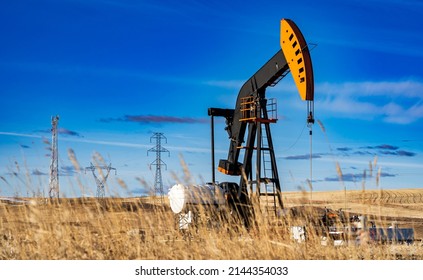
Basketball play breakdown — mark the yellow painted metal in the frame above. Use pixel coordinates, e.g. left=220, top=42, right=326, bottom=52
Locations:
left=239, top=96, right=256, bottom=121
left=280, top=19, right=314, bottom=101
left=218, top=166, right=238, bottom=175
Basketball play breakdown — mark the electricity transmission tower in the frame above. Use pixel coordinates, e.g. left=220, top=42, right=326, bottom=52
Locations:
left=148, top=133, right=170, bottom=204
left=49, top=115, right=60, bottom=199
left=85, top=162, right=117, bottom=200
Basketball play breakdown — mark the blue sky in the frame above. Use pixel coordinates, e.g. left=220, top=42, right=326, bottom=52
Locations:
left=1, top=0, right=422, bottom=197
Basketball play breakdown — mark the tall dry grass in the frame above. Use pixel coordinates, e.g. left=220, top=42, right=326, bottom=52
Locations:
left=1, top=149, right=422, bottom=260
left=1, top=188, right=423, bottom=259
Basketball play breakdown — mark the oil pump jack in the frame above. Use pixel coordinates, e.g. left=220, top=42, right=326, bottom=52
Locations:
left=208, top=19, right=315, bottom=228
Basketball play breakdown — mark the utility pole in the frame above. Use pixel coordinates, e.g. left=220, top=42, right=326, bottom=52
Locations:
left=49, top=115, right=60, bottom=199
left=148, top=133, right=170, bottom=205
left=85, top=162, right=116, bottom=201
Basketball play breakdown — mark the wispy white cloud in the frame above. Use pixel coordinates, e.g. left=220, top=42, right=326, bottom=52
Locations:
left=318, top=96, right=423, bottom=124
left=204, top=80, right=244, bottom=89
left=100, top=115, right=208, bottom=125
left=0, top=61, right=199, bottom=86
left=317, top=80, right=423, bottom=98
left=316, top=156, right=423, bottom=169
left=62, top=138, right=151, bottom=149
left=316, top=79, right=423, bottom=124
left=0, top=131, right=220, bottom=154
left=204, top=77, right=423, bottom=124
left=61, top=138, right=220, bottom=154
left=0, top=132, right=42, bottom=139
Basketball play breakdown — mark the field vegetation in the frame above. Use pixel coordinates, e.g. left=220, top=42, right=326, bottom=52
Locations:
left=1, top=187, right=422, bottom=260
left=1, top=150, right=422, bottom=260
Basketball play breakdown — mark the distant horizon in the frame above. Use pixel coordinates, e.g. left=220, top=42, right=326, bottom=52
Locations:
left=1, top=185, right=421, bottom=200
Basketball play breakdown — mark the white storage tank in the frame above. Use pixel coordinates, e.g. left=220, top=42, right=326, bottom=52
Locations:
left=168, top=183, right=226, bottom=214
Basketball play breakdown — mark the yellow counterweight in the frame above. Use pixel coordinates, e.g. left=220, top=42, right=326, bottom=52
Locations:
left=281, top=19, right=314, bottom=101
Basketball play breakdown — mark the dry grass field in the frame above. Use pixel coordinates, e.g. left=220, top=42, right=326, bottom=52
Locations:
left=1, top=188, right=422, bottom=260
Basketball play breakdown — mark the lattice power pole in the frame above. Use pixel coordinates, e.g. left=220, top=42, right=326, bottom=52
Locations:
left=85, top=162, right=116, bottom=200
left=148, top=133, right=170, bottom=204
left=49, top=115, right=60, bottom=199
